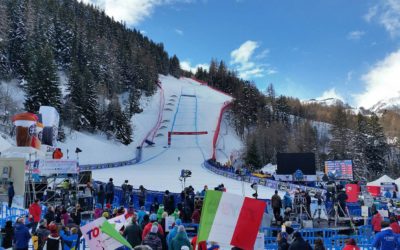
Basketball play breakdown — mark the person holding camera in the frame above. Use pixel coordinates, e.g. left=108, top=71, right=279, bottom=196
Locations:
left=60, top=227, right=78, bottom=250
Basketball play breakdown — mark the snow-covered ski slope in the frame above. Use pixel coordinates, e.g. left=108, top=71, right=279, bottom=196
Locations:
left=91, top=76, right=279, bottom=198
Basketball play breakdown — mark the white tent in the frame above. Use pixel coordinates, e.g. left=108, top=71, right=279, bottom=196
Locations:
left=1, top=146, right=46, bottom=159
left=395, top=178, right=400, bottom=188
left=367, top=175, right=395, bottom=186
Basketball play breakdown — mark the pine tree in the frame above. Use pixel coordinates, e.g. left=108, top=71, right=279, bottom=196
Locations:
left=127, top=86, right=143, bottom=116
left=245, top=138, right=261, bottom=169
left=365, top=114, right=388, bottom=178
left=24, top=44, right=61, bottom=112
left=7, top=0, right=28, bottom=77
left=351, top=113, right=369, bottom=180
left=103, top=97, right=132, bottom=144
left=328, top=105, right=350, bottom=160
left=169, top=55, right=181, bottom=78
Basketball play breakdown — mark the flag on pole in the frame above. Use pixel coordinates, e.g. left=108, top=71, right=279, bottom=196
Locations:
left=198, top=190, right=266, bottom=250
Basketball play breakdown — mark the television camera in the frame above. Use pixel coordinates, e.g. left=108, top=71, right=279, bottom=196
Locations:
left=179, top=169, right=192, bottom=190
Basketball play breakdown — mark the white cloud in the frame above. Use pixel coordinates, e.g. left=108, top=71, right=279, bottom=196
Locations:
left=346, top=70, right=353, bottom=84
left=354, top=49, right=400, bottom=109
left=79, top=0, right=192, bottom=26
left=317, top=88, right=344, bottom=102
left=347, top=30, right=365, bottom=40
left=174, top=28, right=183, bottom=35
left=364, top=0, right=400, bottom=37
left=180, top=60, right=209, bottom=73
left=230, top=40, right=276, bottom=79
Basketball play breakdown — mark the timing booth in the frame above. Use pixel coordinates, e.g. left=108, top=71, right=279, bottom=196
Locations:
left=275, top=153, right=317, bottom=182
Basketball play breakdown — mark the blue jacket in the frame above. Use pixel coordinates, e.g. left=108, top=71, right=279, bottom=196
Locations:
left=13, top=222, right=31, bottom=249
left=283, top=193, right=292, bottom=208
left=372, top=227, right=399, bottom=250
left=137, top=210, right=146, bottom=225
left=8, top=185, right=15, bottom=198
left=60, top=230, right=78, bottom=250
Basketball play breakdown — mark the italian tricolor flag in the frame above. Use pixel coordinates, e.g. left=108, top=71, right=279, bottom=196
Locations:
left=198, top=190, right=266, bottom=249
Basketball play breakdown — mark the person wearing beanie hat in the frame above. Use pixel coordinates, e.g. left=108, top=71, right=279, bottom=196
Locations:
left=142, top=214, right=164, bottom=239
left=36, top=219, right=50, bottom=250
left=157, top=205, right=165, bottom=222
left=105, top=178, right=115, bottom=204
left=142, top=224, right=162, bottom=250
left=167, top=219, right=184, bottom=245
left=169, top=225, right=191, bottom=250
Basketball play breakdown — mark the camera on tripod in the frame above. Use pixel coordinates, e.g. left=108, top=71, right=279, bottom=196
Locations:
left=180, top=169, right=192, bottom=178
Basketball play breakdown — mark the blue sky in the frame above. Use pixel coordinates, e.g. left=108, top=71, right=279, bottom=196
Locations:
left=82, top=0, right=400, bottom=109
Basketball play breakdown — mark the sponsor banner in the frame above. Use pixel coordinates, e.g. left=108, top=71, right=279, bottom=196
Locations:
left=40, top=160, right=79, bottom=175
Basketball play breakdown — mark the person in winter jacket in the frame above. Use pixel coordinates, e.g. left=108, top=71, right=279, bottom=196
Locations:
left=137, top=206, right=147, bottom=225
left=372, top=221, right=399, bottom=250
left=163, top=190, right=175, bottom=215
left=288, top=232, right=312, bottom=250
left=61, top=208, right=70, bottom=226
left=142, top=225, right=162, bottom=250
left=314, top=238, right=326, bottom=250
left=282, top=192, right=292, bottom=209
left=60, top=227, right=78, bottom=250
left=277, top=232, right=289, bottom=250
left=13, top=217, right=31, bottom=250
left=44, top=224, right=62, bottom=250
left=138, top=185, right=146, bottom=207
left=141, top=214, right=150, bottom=230
left=36, top=219, right=50, bottom=250
left=97, top=184, right=105, bottom=208
left=29, top=199, right=42, bottom=234
left=172, top=208, right=180, bottom=220
left=169, top=225, right=192, bottom=250
left=44, top=206, right=55, bottom=225
left=271, top=190, right=282, bottom=222
left=123, top=216, right=142, bottom=248
left=142, top=214, right=164, bottom=239
left=167, top=219, right=183, bottom=245
left=105, top=178, right=115, bottom=204
left=157, top=205, right=165, bottom=222
left=371, top=211, right=383, bottom=233
left=191, top=208, right=201, bottom=224
left=342, top=238, right=360, bottom=250
left=150, top=198, right=160, bottom=214
left=390, top=216, right=400, bottom=234
left=8, top=181, right=15, bottom=208
left=1, top=220, right=14, bottom=249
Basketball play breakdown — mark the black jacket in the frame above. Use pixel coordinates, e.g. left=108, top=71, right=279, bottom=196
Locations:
left=288, top=237, right=312, bottom=250
left=1, top=224, right=14, bottom=248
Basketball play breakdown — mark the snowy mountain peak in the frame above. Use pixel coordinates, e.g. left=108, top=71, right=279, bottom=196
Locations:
left=303, top=97, right=344, bottom=106
left=370, top=96, right=400, bottom=113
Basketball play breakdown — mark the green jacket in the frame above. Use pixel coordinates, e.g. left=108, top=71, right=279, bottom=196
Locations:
left=157, top=206, right=164, bottom=222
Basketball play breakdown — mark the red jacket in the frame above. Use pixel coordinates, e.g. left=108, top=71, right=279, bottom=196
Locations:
left=142, top=222, right=164, bottom=239
left=390, top=221, right=400, bottom=234
left=372, top=213, right=383, bottom=232
left=29, top=203, right=42, bottom=222
left=342, top=244, right=360, bottom=250
left=191, top=209, right=201, bottom=224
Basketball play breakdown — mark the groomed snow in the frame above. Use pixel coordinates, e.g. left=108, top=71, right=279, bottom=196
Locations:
left=92, top=76, right=281, bottom=198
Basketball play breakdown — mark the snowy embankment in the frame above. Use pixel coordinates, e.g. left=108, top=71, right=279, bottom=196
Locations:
left=91, top=76, right=280, bottom=199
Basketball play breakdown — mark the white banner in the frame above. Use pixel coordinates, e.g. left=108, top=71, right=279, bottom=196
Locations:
left=40, top=160, right=79, bottom=175
left=361, top=206, right=369, bottom=217
left=165, top=216, right=175, bottom=232
left=108, top=214, right=126, bottom=232
left=80, top=217, right=124, bottom=250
